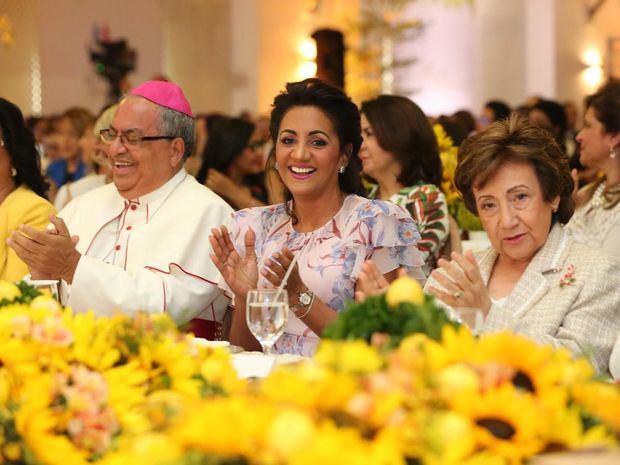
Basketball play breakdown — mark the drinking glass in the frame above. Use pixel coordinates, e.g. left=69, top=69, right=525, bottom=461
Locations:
left=246, top=289, right=289, bottom=355
left=28, top=279, right=60, bottom=302
left=451, top=307, right=484, bottom=335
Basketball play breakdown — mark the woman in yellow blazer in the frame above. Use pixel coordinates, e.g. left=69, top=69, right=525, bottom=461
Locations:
left=0, top=98, right=56, bottom=282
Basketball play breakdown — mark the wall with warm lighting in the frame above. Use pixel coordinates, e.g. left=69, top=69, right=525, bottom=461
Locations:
left=255, top=0, right=358, bottom=113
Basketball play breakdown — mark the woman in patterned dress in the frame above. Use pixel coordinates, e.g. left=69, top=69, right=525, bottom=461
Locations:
left=209, top=79, right=425, bottom=356
left=360, top=95, right=449, bottom=274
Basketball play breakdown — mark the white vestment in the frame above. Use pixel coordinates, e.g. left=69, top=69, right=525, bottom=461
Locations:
left=58, top=169, right=233, bottom=337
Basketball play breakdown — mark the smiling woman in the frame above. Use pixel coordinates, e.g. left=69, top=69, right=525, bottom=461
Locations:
left=424, top=114, right=620, bottom=374
left=209, top=78, right=426, bottom=356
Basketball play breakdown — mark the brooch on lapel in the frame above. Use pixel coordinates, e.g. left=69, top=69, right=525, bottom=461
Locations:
left=559, top=264, right=575, bottom=288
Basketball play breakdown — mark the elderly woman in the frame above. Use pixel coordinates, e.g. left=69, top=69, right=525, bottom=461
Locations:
left=0, top=98, right=56, bottom=281
left=422, top=114, right=620, bottom=374
left=565, top=79, right=620, bottom=260
left=210, top=79, right=424, bottom=356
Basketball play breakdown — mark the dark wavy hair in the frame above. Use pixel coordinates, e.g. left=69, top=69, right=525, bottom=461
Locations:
left=196, top=116, right=255, bottom=184
left=361, top=95, right=443, bottom=187
left=582, top=79, right=620, bottom=209
left=455, top=113, right=574, bottom=225
left=0, top=98, right=49, bottom=198
left=268, top=78, right=365, bottom=208
left=586, top=79, right=620, bottom=134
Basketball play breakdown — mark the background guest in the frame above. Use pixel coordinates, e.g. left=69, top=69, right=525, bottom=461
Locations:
left=54, top=105, right=117, bottom=210
left=566, top=79, right=620, bottom=260
left=528, top=99, right=568, bottom=152
left=360, top=95, right=449, bottom=273
left=196, top=116, right=269, bottom=209
left=479, top=99, right=511, bottom=129
left=0, top=98, right=55, bottom=281
left=46, top=107, right=93, bottom=194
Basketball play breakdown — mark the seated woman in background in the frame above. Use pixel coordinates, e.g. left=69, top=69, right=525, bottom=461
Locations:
left=0, top=98, right=56, bottom=281
left=46, top=107, right=93, bottom=194
left=565, top=79, right=620, bottom=261
left=54, top=105, right=116, bottom=210
left=360, top=95, right=449, bottom=274
left=424, top=114, right=620, bottom=374
left=196, top=116, right=270, bottom=210
left=210, top=79, right=424, bottom=356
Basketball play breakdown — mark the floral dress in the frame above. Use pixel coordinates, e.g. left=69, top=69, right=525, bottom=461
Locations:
left=224, top=194, right=424, bottom=356
left=368, top=183, right=449, bottom=274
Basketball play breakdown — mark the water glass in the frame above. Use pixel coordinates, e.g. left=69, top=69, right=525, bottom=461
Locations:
left=451, top=307, right=484, bottom=335
left=28, top=279, right=60, bottom=302
left=246, top=289, right=289, bottom=355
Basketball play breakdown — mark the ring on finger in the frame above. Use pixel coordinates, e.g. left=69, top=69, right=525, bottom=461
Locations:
left=453, top=290, right=464, bottom=299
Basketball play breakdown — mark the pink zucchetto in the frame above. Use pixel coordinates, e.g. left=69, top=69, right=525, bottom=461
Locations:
left=129, top=80, right=193, bottom=117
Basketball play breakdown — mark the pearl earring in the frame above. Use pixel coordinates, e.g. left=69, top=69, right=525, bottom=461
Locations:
left=610, top=147, right=617, bottom=159
left=11, top=167, right=17, bottom=177
left=274, top=162, right=279, bottom=170
left=338, top=165, right=346, bottom=174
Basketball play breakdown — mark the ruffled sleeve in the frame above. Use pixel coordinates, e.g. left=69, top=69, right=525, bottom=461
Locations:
left=346, top=198, right=426, bottom=282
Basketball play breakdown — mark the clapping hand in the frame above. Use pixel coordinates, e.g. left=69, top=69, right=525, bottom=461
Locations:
left=354, top=259, right=408, bottom=302
left=7, top=215, right=81, bottom=282
left=426, top=250, right=491, bottom=313
left=261, top=248, right=304, bottom=306
left=355, top=260, right=389, bottom=302
left=209, top=226, right=258, bottom=299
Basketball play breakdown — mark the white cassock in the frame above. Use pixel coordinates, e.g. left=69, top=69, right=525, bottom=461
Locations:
left=57, top=169, right=233, bottom=339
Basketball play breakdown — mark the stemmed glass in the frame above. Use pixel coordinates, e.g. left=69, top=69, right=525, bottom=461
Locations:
left=451, top=308, right=484, bottom=335
left=246, top=289, right=289, bottom=355
left=28, top=279, right=61, bottom=302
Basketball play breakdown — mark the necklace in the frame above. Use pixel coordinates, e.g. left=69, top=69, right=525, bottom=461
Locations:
left=589, top=182, right=606, bottom=209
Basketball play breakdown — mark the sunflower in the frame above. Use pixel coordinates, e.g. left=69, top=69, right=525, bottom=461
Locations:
left=452, top=384, right=543, bottom=463
left=572, top=382, right=620, bottom=434
left=473, top=332, right=579, bottom=411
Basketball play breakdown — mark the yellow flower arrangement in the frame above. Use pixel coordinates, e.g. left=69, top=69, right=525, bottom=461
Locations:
left=1, top=280, right=620, bottom=465
left=435, top=124, right=483, bottom=231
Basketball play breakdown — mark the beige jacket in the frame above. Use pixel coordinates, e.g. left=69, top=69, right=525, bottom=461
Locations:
left=425, top=224, right=620, bottom=374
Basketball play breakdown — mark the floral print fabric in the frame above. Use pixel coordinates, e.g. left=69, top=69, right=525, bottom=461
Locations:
left=224, top=194, right=424, bottom=356
left=368, top=183, right=449, bottom=274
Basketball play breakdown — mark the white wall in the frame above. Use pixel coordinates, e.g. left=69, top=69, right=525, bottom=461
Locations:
left=37, top=0, right=163, bottom=114
left=230, top=0, right=258, bottom=116
left=0, top=0, right=39, bottom=114
left=395, top=0, right=476, bottom=116
left=161, top=0, right=232, bottom=114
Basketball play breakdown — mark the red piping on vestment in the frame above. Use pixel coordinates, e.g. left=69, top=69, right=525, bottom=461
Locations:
left=85, top=210, right=124, bottom=256
left=162, top=281, right=167, bottom=312
left=143, top=262, right=219, bottom=286
left=123, top=233, right=131, bottom=270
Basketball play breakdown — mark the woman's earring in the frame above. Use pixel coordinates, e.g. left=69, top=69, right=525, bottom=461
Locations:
left=274, top=162, right=280, bottom=170
left=610, top=147, right=617, bottom=159
left=338, top=165, right=346, bottom=174
left=552, top=204, right=558, bottom=213
left=10, top=167, right=17, bottom=177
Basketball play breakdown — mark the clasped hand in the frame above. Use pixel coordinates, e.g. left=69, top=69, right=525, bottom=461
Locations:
left=209, top=226, right=304, bottom=306
left=426, top=250, right=491, bottom=314
left=7, top=215, right=81, bottom=282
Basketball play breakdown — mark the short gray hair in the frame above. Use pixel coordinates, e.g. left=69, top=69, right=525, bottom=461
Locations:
left=158, top=106, right=195, bottom=158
